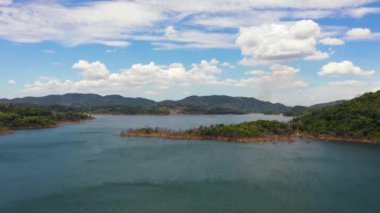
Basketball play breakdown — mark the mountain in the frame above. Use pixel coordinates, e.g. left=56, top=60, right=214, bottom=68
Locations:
left=284, top=100, right=346, bottom=116
left=158, top=95, right=290, bottom=114
left=1, top=93, right=290, bottom=114
left=309, top=100, right=346, bottom=110
left=0, top=93, right=155, bottom=107
left=292, top=90, right=380, bottom=139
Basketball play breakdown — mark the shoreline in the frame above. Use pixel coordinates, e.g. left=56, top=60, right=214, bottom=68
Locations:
left=0, top=118, right=92, bottom=136
left=0, top=128, right=12, bottom=136
left=121, top=130, right=380, bottom=144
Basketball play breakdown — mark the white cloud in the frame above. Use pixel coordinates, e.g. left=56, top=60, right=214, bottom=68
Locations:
left=245, top=70, right=267, bottom=75
left=0, top=1, right=161, bottom=46
left=236, top=64, right=308, bottom=100
left=319, top=61, right=375, bottom=76
left=346, top=28, right=372, bottom=39
left=23, top=59, right=226, bottom=96
left=304, top=51, right=330, bottom=61
left=137, top=28, right=236, bottom=50
left=16, top=59, right=380, bottom=106
left=0, top=0, right=377, bottom=49
left=345, top=28, right=380, bottom=40
left=221, top=62, right=235, bottom=69
left=0, top=0, right=11, bottom=6
left=7, top=79, right=16, bottom=85
left=328, top=80, right=363, bottom=86
left=236, top=20, right=328, bottom=65
left=72, top=60, right=110, bottom=80
left=345, top=7, right=380, bottom=18
left=164, top=26, right=177, bottom=37
left=21, top=60, right=310, bottom=102
left=319, top=37, right=345, bottom=45
left=277, top=81, right=378, bottom=106
left=141, top=0, right=376, bottom=11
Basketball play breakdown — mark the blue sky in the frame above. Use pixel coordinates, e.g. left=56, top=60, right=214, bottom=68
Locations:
left=0, top=0, right=380, bottom=105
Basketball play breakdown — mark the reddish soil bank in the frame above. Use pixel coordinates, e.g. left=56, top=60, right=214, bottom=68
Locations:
left=121, top=130, right=380, bottom=144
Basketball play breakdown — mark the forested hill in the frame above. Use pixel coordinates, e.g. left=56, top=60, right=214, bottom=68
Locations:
left=292, top=90, right=380, bottom=139
left=1, top=94, right=291, bottom=114
left=159, top=95, right=290, bottom=114
left=0, top=93, right=155, bottom=107
left=283, top=100, right=346, bottom=116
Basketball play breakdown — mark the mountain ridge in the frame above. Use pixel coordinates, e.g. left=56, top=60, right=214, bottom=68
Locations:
left=0, top=93, right=346, bottom=115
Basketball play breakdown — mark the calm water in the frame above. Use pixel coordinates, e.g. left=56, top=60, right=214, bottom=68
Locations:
left=0, top=114, right=380, bottom=213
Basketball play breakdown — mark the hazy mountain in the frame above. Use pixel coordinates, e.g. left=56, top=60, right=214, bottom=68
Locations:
left=284, top=100, right=346, bottom=116
left=0, top=93, right=155, bottom=107
left=1, top=93, right=290, bottom=114
left=158, top=95, right=290, bottom=114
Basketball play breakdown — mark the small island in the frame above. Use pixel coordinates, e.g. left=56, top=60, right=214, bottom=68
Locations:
left=122, top=120, right=295, bottom=143
left=122, top=90, right=380, bottom=144
left=0, top=104, right=91, bottom=135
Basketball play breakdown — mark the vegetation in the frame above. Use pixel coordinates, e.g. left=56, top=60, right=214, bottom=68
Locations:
left=1, top=93, right=291, bottom=115
left=0, top=104, right=90, bottom=130
left=123, top=91, right=380, bottom=143
left=0, top=93, right=155, bottom=107
left=122, top=120, right=294, bottom=142
left=91, top=105, right=169, bottom=115
left=292, top=91, right=380, bottom=139
left=283, top=106, right=309, bottom=116
left=284, top=100, right=346, bottom=117
left=190, top=120, right=293, bottom=138
left=159, top=95, right=290, bottom=114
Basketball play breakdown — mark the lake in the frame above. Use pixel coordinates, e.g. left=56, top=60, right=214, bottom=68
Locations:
left=0, top=114, right=380, bottom=213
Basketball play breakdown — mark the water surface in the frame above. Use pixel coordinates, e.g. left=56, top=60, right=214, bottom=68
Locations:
left=0, top=114, right=379, bottom=213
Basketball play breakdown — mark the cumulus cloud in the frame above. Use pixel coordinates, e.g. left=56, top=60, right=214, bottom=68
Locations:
left=236, top=64, right=308, bottom=100
left=7, top=79, right=16, bottom=85
left=72, top=60, right=110, bottom=80
left=346, top=28, right=372, bottom=39
left=21, top=60, right=310, bottom=102
left=16, top=59, right=380, bottom=106
left=319, top=37, right=345, bottom=45
left=319, top=61, right=375, bottom=76
left=236, top=20, right=328, bottom=65
left=23, top=59, right=227, bottom=96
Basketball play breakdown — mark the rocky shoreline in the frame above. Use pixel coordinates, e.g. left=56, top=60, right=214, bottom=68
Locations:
left=121, top=130, right=380, bottom=144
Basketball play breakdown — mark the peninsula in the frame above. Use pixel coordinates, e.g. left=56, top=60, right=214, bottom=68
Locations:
left=122, top=90, right=380, bottom=144
left=0, top=104, right=91, bottom=135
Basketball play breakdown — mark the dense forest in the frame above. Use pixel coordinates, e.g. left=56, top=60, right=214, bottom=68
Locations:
left=0, top=104, right=90, bottom=132
left=189, top=120, right=293, bottom=138
left=292, top=91, right=380, bottom=139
